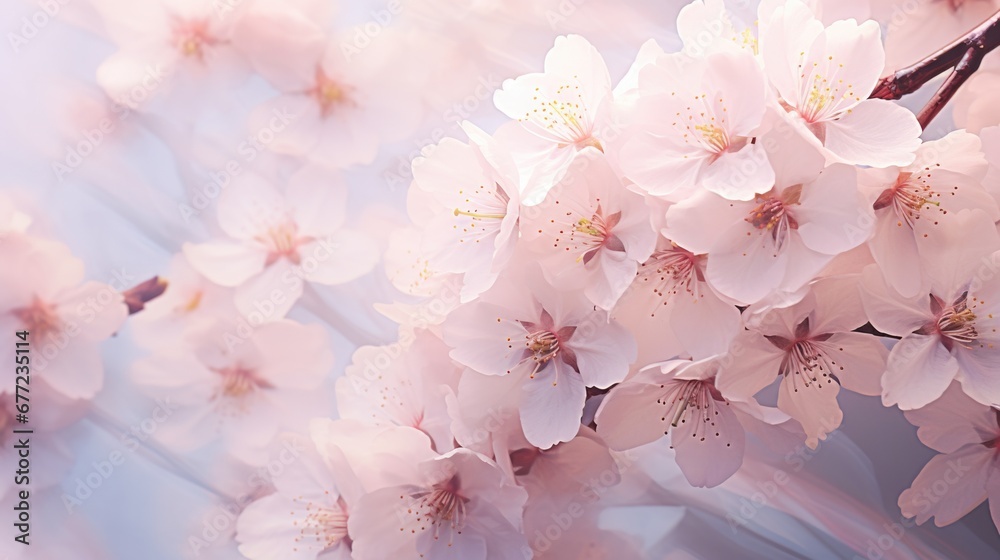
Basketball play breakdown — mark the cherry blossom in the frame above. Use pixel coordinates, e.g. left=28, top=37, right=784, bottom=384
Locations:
left=522, top=150, right=657, bottom=310
left=597, top=356, right=783, bottom=487
left=132, top=318, right=333, bottom=452
left=493, top=35, right=614, bottom=201
left=236, top=434, right=353, bottom=560
left=442, top=264, right=636, bottom=448
left=612, top=234, right=741, bottom=360
left=860, top=209, right=1000, bottom=410
left=337, top=330, right=461, bottom=452
left=409, top=122, right=522, bottom=301
left=183, top=168, right=377, bottom=320
left=0, top=234, right=127, bottom=400
left=861, top=130, right=998, bottom=298
left=129, top=253, right=234, bottom=349
left=312, top=420, right=529, bottom=560
left=620, top=49, right=774, bottom=200
left=717, top=275, right=887, bottom=448
left=91, top=0, right=250, bottom=111
left=759, top=0, right=922, bottom=167
left=233, top=6, right=422, bottom=167
left=665, top=135, right=872, bottom=304
left=898, top=383, right=1000, bottom=532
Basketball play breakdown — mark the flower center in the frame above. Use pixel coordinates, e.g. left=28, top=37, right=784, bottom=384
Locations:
left=527, top=330, right=561, bottom=364
left=255, top=222, right=308, bottom=266
left=403, top=475, right=469, bottom=541
left=873, top=172, right=942, bottom=229
left=794, top=65, right=858, bottom=124
left=518, top=78, right=596, bottom=146
left=297, top=498, right=350, bottom=551
left=921, top=292, right=978, bottom=350
left=694, top=124, right=729, bottom=153
left=12, top=297, right=61, bottom=339
left=774, top=339, right=841, bottom=392
left=214, top=366, right=270, bottom=400
left=556, top=205, right=623, bottom=264
left=656, top=378, right=732, bottom=447
left=637, top=244, right=704, bottom=316
left=745, top=187, right=800, bottom=249
left=513, top=312, right=578, bottom=376
left=311, top=68, right=353, bottom=117
left=171, top=18, right=216, bottom=60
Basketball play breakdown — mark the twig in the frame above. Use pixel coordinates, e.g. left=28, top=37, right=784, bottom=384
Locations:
left=871, top=9, right=1000, bottom=128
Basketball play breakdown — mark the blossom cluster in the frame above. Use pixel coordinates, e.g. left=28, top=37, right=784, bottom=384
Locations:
left=370, top=0, right=1000, bottom=556
left=3, top=0, right=1000, bottom=558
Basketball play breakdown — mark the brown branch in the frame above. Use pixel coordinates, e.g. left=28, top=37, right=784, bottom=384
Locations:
left=871, top=9, right=1000, bottom=128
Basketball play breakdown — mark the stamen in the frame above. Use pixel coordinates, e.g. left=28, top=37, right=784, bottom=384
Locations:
left=873, top=172, right=944, bottom=229
left=923, top=292, right=979, bottom=350
left=636, top=245, right=704, bottom=317
left=453, top=208, right=505, bottom=220
left=656, top=378, right=732, bottom=447
left=745, top=193, right=799, bottom=249
left=400, top=475, right=470, bottom=546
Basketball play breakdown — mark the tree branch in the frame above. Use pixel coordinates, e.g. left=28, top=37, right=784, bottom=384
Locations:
left=870, top=9, right=1000, bottom=128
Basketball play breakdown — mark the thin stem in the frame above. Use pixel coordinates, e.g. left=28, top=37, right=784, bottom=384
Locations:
left=871, top=9, right=1000, bottom=128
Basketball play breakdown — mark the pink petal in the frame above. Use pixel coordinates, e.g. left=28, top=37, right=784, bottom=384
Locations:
left=183, top=241, right=266, bottom=287
left=777, top=371, right=842, bottom=449
left=818, top=332, right=887, bottom=397
left=822, top=99, right=921, bottom=168
left=899, top=445, right=993, bottom=526
left=520, top=361, right=586, bottom=449
left=904, top=382, right=999, bottom=454
left=883, top=334, right=958, bottom=410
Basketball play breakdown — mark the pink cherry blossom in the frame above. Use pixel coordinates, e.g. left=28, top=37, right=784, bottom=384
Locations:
left=862, top=130, right=998, bottom=298
left=665, top=135, right=872, bottom=304
left=442, top=264, right=636, bottom=448
left=898, top=383, right=1000, bottom=532
left=717, top=275, right=888, bottom=448
left=129, top=253, right=235, bottom=349
left=132, top=318, right=333, bottom=452
left=337, top=330, right=461, bottom=452
left=236, top=434, right=353, bottom=560
left=0, top=234, right=127, bottom=400
left=313, top=420, right=529, bottom=560
left=620, top=49, right=774, bottom=201
left=233, top=6, right=421, bottom=167
left=522, top=150, right=656, bottom=310
left=759, top=0, right=922, bottom=167
left=860, top=209, right=1000, bottom=410
left=183, top=168, right=377, bottom=320
left=493, top=35, right=614, bottom=201
left=612, top=234, right=741, bottom=360
left=91, top=0, right=250, bottom=112
left=597, top=355, right=784, bottom=487
left=409, top=122, right=521, bottom=301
